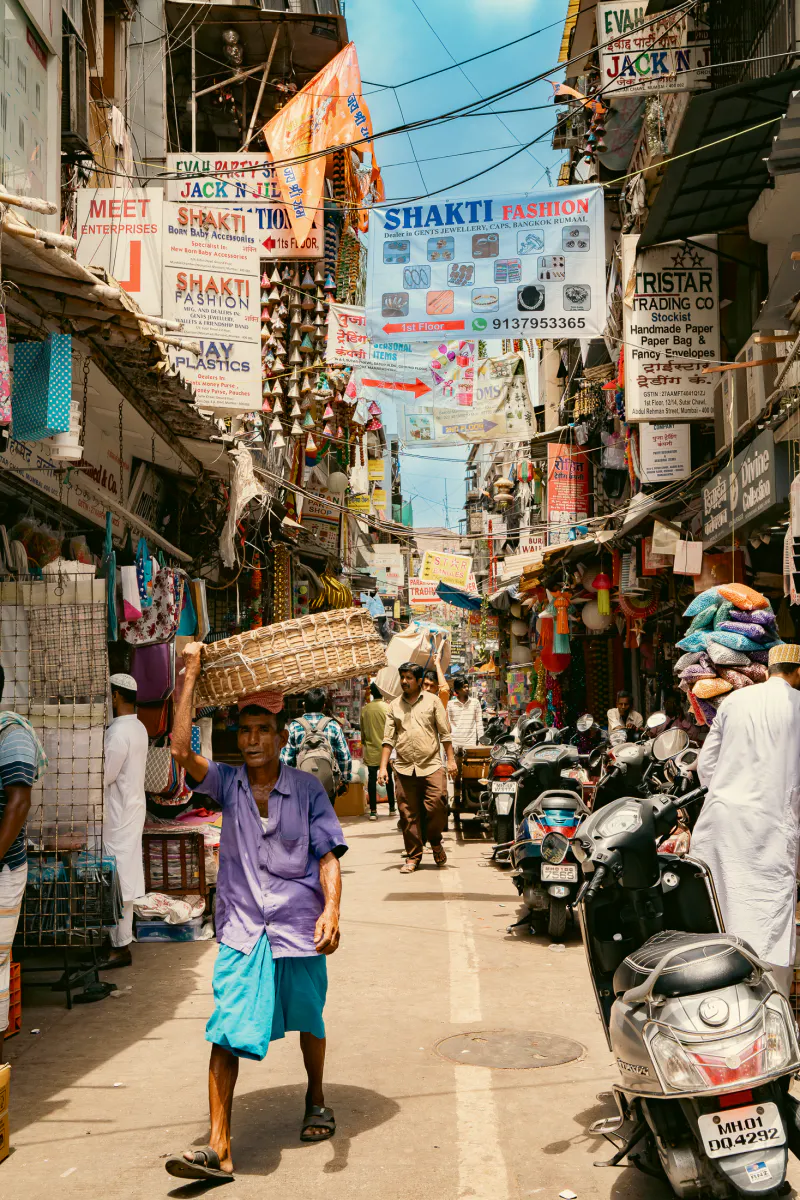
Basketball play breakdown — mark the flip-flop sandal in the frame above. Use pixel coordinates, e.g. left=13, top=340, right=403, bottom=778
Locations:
left=165, top=1146, right=234, bottom=1182
left=432, top=846, right=447, bottom=866
left=399, top=859, right=419, bottom=873
left=301, top=1105, right=336, bottom=1142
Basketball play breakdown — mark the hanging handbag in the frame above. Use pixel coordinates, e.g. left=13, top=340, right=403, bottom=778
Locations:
left=144, top=738, right=173, bottom=795
left=120, top=568, right=184, bottom=646
left=135, top=537, right=154, bottom=610
left=137, top=698, right=171, bottom=739
left=177, top=582, right=197, bottom=636
left=11, top=333, right=72, bottom=441
left=130, top=642, right=175, bottom=703
left=674, top=537, right=703, bottom=576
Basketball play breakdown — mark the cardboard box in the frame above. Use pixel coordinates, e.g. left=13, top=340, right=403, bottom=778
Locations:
left=0, top=1062, right=10, bottom=1165
left=335, top=782, right=366, bottom=818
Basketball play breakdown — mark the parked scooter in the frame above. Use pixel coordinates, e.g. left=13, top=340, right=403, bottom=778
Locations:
left=549, top=727, right=800, bottom=1198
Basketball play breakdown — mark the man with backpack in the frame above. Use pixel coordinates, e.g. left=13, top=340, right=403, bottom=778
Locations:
left=281, top=688, right=352, bottom=804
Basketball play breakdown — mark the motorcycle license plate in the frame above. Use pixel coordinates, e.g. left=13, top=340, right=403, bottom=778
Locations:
left=698, top=1102, right=785, bottom=1159
left=492, top=781, right=516, bottom=794
left=540, top=863, right=578, bottom=882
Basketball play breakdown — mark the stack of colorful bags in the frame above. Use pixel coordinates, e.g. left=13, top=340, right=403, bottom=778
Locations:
left=674, top=582, right=782, bottom=727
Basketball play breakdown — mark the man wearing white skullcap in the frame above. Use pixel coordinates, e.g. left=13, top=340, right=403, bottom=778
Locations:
left=101, top=673, right=149, bottom=968
left=692, top=641, right=800, bottom=996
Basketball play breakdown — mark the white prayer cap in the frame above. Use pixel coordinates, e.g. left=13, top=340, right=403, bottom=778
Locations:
left=109, top=673, right=137, bottom=691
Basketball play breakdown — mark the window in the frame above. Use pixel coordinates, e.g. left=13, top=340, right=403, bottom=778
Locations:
left=17, top=56, right=25, bottom=90
left=34, top=81, right=40, bottom=110
left=0, top=94, right=7, bottom=132
left=18, top=117, right=24, bottom=149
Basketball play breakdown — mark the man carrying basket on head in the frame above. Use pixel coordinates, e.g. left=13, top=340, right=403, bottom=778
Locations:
left=165, top=643, right=348, bottom=1184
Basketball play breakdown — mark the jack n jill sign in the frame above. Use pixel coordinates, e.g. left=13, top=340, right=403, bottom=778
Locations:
left=622, top=234, right=719, bottom=421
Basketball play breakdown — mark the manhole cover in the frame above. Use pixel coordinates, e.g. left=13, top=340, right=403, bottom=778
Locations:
left=435, top=1029, right=585, bottom=1070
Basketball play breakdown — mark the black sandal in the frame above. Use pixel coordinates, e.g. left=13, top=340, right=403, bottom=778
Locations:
left=300, top=1105, right=336, bottom=1142
left=164, top=1145, right=234, bottom=1182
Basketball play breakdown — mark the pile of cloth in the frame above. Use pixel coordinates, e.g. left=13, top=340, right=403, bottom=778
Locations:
left=674, top=582, right=782, bottom=727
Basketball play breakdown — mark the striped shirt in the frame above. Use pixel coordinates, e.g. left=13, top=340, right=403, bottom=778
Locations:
left=0, top=724, right=38, bottom=870
left=446, top=696, right=484, bottom=748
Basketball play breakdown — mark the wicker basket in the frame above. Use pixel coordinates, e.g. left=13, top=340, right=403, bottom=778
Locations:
left=195, top=607, right=387, bottom=705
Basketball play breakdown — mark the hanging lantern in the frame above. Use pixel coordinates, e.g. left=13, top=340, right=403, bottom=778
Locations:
left=593, top=571, right=612, bottom=616
left=540, top=648, right=571, bottom=674
left=581, top=600, right=614, bottom=632
left=327, top=470, right=348, bottom=495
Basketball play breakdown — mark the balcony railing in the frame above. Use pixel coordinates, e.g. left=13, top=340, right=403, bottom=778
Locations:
left=709, top=0, right=797, bottom=87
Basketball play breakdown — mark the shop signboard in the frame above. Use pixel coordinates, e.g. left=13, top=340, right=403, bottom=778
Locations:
left=326, top=303, right=431, bottom=370
left=623, top=234, right=719, bottom=421
left=409, top=577, right=442, bottom=607
left=366, top=185, right=606, bottom=342
left=547, top=443, right=590, bottom=544
left=347, top=493, right=371, bottom=515
left=639, top=422, right=691, bottom=483
left=162, top=268, right=260, bottom=344
left=162, top=203, right=261, bottom=274
left=0, top=413, right=131, bottom=537
left=368, top=457, right=385, bottom=482
left=701, top=429, right=790, bottom=546
left=76, top=187, right=163, bottom=316
left=518, top=532, right=547, bottom=555
left=168, top=340, right=261, bottom=414
left=419, top=550, right=472, bottom=589
left=597, top=2, right=710, bottom=97
left=300, top=492, right=340, bottom=554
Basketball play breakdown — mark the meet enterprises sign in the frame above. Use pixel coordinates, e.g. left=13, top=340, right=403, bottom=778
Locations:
left=702, top=430, right=790, bottom=545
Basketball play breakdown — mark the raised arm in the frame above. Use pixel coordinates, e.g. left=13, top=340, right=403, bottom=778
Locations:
left=172, top=642, right=209, bottom=783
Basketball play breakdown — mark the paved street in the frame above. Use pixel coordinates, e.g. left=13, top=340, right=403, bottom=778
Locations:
left=5, top=817, right=799, bottom=1200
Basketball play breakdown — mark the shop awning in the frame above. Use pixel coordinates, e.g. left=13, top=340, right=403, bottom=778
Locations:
left=436, top=581, right=482, bottom=611
left=76, top=473, right=192, bottom=563
left=639, top=67, right=800, bottom=249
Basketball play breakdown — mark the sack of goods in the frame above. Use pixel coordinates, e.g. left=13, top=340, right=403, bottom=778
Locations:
left=674, top=583, right=780, bottom=727
left=194, top=607, right=387, bottom=706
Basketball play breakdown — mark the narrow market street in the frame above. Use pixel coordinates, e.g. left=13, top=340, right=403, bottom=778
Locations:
left=0, top=816, right=726, bottom=1200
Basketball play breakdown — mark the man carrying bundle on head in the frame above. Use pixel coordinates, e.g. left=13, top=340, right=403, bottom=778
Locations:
left=165, top=644, right=348, bottom=1184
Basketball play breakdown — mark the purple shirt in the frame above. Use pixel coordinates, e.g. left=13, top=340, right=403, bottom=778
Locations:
left=194, top=761, right=347, bottom=958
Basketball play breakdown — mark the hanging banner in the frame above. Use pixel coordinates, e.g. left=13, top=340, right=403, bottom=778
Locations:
left=326, top=302, right=431, bottom=369
left=76, top=187, right=163, bottom=316
left=597, top=2, right=710, bottom=97
left=401, top=370, right=534, bottom=446
left=547, top=443, right=590, bottom=544
left=162, top=202, right=261, bottom=274
left=262, top=43, right=376, bottom=244
left=475, top=354, right=536, bottom=434
left=639, top=422, right=691, bottom=483
left=419, top=550, right=472, bottom=589
left=623, top=234, right=719, bottom=421
left=162, top=267, right=260, bottom=343
left=169, top=340, right=261, bottom=414
left=366, top=184, right=605, bottom=342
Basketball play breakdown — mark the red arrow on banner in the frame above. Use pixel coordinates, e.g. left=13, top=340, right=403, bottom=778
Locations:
left=361, top=377, right=431, bottom=400
left=263, top=236, right=277, bottom=251
left=382, top=320, right=465, bottom=334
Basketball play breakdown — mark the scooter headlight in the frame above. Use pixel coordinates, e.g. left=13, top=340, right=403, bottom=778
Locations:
left=648, top=1032, right=703, bottom=1091
left=594, top=801, right=642, bottom=839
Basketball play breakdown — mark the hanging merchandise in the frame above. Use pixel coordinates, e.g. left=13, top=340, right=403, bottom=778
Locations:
left=120, top=568, right=184, bottom=646
left=135, top=537, right=155, bottom=609
left=102, top=511, right=118, bottom=642
left=673, top=538, right=703, bottom=576
left=0, top=313, right=11, bottom=427
left=12, top=334, right=73, bottom=441
left=273, top=544, right=292, bottom=623
left=593, top=570, right=612, bottom=615
left=120, top=565, right=142, bottom=623
left=552, top=590, right=571, bottom=655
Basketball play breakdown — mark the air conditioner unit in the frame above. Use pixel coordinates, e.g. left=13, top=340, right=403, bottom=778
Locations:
left=736, top=333, right=786, bottom=422
left=61, top=32, right=90, bottom=152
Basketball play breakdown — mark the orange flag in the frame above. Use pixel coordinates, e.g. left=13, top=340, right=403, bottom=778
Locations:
left=262, top=43, right=377, bottom=244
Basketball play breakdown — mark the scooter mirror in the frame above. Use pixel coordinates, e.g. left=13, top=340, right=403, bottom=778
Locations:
left=646, top=711, right=669, bottom=733
left=576, top=713, right=594, bottom=732
left=652, top=727, right=690, bottom=761
left=541, top=831, right=570, bottom=865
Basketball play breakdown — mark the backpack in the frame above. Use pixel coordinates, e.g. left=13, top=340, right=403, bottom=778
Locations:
left=295, top=716, right=341, bottom=799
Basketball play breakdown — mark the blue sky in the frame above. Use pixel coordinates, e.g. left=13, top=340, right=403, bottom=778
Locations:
left=346, top=0, right=566, bottom=529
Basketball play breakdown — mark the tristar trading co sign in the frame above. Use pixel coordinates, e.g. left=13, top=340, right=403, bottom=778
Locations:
left=702, top=430, right=790, bottom=545
left=366, top=186, right=606, bottom=342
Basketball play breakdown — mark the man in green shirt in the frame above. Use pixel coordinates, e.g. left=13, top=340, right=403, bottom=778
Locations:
left=360, top=683, right=395, bottom=820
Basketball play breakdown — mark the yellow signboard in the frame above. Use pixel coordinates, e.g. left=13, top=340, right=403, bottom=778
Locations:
left=368, top=458, right=385, bottom=481
left=419, top=550, right=473, bottom=590
left=347, top=494, right=371, bottom=514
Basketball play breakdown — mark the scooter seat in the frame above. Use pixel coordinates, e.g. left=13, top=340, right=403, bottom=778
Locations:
left=612, top=930, right=755, bottom=1000
left=522, top=789, right=588, bottom=820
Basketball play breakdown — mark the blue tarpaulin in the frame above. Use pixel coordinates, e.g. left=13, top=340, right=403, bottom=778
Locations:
left=436, top=582, right=482, bottom=611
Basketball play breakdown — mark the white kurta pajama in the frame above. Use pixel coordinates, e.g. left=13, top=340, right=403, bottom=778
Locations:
left=692, top=677, right=800, bottom=996
left=102, top=714, right=149, bottom=947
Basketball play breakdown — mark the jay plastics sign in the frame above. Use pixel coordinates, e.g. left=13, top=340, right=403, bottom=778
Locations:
left=365, top=186, right=606, bottom=341
left=702, top=430, right=790, bottom=545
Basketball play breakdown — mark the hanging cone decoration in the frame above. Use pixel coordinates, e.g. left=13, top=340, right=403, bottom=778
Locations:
left=290, top=308, right=302, bottom=325
left=300, top=333, right=314, bottom=351
left=270, top=267, right=281, bottom=284
left=290, top=327, right=302, bottom=345
left=269, top=416, right=282, bottom=432
left=301, top=375, right=313, bottom=394
left=261, top=397, right=272, bottom=413
left=273, top=397, right=283, bottom=411
left=288, top=383, right=300, bottom=400
left=323, top=403, right=334, bottom=420
left=301, top=317, right=316, bottom=334
left=290, top=400, right=301, bottom=416
left=366, top=418, right=382, bottom=432
left=268, top=286, right=281, bottom=302
left=301, top=267, right=315, bottom=288
left=367, top=400, right=382, bottom=416
left=260, top=306, right=270, bottom=321
left=312, top=354, right=325, bottom=369
left=306, top=434, right=317, bottom=453
left=314, top=263, right=326, bottom=284
left=291, top=419, right=303, bottom=436
left=324, top=273, right=336, bottom=290
left=289, top=347, right=302, bottom=364
left=302, top=411, right=315, bottom=428
left=260, top=271, right=268, bottom=287
left=323, top=422, right=333, bottom=436
left=262, top=379, right=272, bottom=396
left=337, top=425, right=344, bottom=438
left=273, top=432, right=285, bottom=448
left=593, top=571, right=612, bottom=616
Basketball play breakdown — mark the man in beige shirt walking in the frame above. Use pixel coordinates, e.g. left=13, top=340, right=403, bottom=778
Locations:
left=378, top=661, right=457, bottom=874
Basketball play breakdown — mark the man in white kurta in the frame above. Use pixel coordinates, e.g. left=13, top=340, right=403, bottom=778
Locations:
left=102, top=673, right=149, bottom=967
left=692, top=643, right=800, bottom=996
